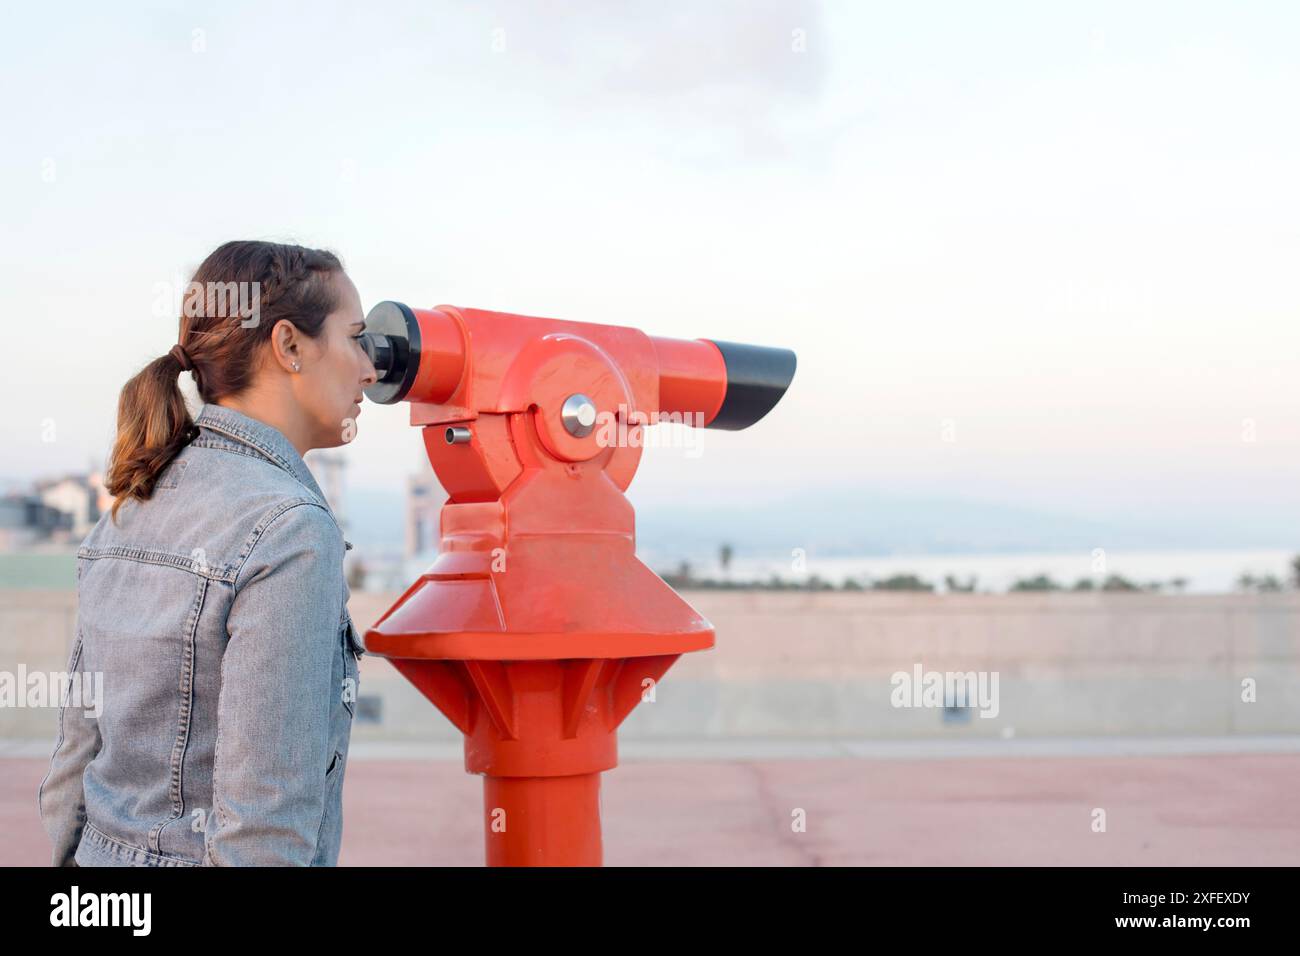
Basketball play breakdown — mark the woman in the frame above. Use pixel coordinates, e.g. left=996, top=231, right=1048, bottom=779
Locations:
left=37, top=240, right=378, bottom=866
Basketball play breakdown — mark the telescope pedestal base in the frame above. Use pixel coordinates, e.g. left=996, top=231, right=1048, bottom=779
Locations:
left=369, top=556, right=715, bottom=867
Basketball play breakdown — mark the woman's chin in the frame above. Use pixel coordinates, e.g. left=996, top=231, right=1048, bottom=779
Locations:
left=320, top=410, right=361, bottom=447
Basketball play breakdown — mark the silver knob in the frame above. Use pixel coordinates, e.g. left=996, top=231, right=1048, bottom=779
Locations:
left=561, top=394, right=597, bottom=438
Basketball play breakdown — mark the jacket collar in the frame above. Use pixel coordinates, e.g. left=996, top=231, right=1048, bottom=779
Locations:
left=193, top=403, right=352, bottom=551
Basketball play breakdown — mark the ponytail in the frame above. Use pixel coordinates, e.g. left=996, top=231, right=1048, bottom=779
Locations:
left=104, top=350, right=199, bottom=523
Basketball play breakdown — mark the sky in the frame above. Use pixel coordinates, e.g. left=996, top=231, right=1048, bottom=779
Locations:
left=2, top=1, right=1297, bottom=550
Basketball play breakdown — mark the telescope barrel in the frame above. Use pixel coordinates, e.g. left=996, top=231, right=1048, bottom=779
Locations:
left=651, top=336, right=796, bottom=430
left=360, top=301, right=796, bottom=431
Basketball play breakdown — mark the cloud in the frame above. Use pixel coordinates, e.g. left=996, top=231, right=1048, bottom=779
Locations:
left=467, top=0, right=834, bottom=166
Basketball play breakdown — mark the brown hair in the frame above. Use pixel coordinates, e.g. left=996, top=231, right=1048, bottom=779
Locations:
left=105, top=240, right=344, bottom=522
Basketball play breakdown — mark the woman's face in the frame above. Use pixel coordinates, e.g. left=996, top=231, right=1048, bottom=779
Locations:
left=294, top=271, right=378, bottom=448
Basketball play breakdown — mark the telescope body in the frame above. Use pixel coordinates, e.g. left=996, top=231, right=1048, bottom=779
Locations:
left=361, top=303, right=794, bottom=865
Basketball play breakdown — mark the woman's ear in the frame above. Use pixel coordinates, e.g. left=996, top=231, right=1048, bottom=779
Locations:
left=269, top=318, right=302, bottom=373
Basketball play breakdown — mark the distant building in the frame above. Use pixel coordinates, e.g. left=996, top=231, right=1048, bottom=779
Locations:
left=304, top=450, right=348, bottom=532
left=406, top=469, right=442, bottom=558
left=305, top=450, right=375, bottom=589
left=0, top=472, right=107, bottom=550
left=0, top=495, right=70, bottom=550
left=35, top=474, right=104, bottom=538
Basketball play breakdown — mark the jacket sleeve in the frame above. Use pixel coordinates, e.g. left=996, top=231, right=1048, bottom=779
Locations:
left=203, top=501, right=344, bottom=866
left=37, top=630, right=101, bottom=867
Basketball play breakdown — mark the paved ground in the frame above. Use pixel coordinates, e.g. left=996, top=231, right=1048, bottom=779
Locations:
left=4, top=739, right=1298, bottom=866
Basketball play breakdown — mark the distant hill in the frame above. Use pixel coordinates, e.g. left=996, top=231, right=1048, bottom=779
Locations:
left=346, top=483, right=1298, bottom=561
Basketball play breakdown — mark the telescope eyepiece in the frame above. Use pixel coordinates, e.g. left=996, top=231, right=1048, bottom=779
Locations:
left=359, top=332, right=398, bottom=379
left=361, top=301, right=422, bottom=404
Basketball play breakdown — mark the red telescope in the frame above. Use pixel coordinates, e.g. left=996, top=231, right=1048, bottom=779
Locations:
left=358, top=302, right=795, bottom=866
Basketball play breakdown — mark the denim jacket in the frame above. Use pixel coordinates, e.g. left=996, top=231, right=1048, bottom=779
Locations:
left=37, top=402, right=365, bottom=866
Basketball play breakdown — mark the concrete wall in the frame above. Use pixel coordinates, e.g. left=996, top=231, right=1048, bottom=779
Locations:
left=3, top=589, right=1298, bottom=743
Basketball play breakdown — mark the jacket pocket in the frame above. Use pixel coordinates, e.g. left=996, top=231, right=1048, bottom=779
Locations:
left=344, top=611, right=366, bottom=657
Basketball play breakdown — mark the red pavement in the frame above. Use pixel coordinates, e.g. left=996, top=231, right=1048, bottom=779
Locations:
left=3, top=754, right=1296, bottom=866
